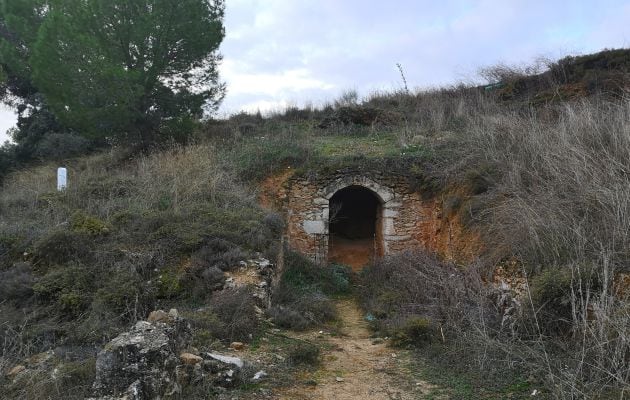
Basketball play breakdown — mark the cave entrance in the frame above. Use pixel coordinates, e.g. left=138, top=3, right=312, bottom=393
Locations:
left=328, top=185, right=383, bottom=270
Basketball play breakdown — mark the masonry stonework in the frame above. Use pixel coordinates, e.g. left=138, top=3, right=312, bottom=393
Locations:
left=283, top=169, right=427, bottom=263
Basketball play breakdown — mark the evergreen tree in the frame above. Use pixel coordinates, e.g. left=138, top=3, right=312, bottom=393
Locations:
left=32, top=0, right=225, bottom=145
left=0, top=0, right=225, bottom=152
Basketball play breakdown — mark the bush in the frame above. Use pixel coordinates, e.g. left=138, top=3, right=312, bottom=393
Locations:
left=287, top=341, right=320, bottom=366
left=278, top=252, right=351, bottom=297
left=0, top=263, right=35, bottom=303
left=156, top=268, right=183, bottom=299
left=359, top=251, right=495, bottom=339
left=33, top=133, right=91, bottom=160
left=530, top=266, right=601, bottom=335
left=192, top=238, right=248, bottom=272
left=179, top=265, right=226, bottom=301
left=390, top=317, right=434, bottom=347
left=33, top=264, right=94, bottom=317
left=0, top=234, right=20, bottom=269
left=93, top=267, right=147, bottom=316
left=207, top=287, right=260, bottom=343
left=270, top=251, right=349, bottom=330
left=70, top=211, right=110, bottom=236
left=32, top=230, right=90, bottom=269
left=232, top=135, right=313, bottom=181
left=268, top=291, right=336, bottom=331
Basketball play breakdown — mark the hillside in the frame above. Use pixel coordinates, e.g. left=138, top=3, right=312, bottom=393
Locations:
left=1, top=49, right=630, bottom=399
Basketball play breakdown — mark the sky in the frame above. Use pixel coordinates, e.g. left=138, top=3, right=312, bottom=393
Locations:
left=2, top=0, right=630, bottom=143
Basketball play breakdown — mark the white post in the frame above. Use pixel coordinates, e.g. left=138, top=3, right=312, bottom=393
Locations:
left=57, top=167, right=67, bottom=191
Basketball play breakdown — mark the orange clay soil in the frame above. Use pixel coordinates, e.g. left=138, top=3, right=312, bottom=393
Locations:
left=328, top=236, right=375, bottom=271
left=258, top=169, right=294, bottom=210
left=274, top=299, right=444, bottom=400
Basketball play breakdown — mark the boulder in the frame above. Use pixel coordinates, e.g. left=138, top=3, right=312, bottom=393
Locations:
left=179, top=353, right=203, bottom=365
left=229, top=342, right=245, bottom=351
left=92, top=315, right=191, bottom=399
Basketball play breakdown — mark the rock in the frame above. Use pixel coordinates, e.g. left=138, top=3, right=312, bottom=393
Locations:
left=229, top=342, right=245, bottom=351
left=92, top=316, right=191, bottom=399
left=252, top=370, right=267, bottom=381
left=371, top=338, right=384, bottom=345
left=335, top=376, right=344, bottom=382
left=147, top=310, right=172, bottom=323
left=180, top=353, right=203, bottom=365
left=6, top=365, right=25, bottom=377
left=205, top=353, right=244, bottom=369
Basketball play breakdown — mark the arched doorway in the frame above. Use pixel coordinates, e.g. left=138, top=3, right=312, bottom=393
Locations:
left=328, top=185, right=383, bottom=270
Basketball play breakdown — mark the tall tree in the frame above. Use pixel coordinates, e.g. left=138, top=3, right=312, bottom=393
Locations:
left=0, top=0, right=78, bottom=163
left=32, top=0, right=226, bottom=145
left=0, top=0, right=45, bottom=103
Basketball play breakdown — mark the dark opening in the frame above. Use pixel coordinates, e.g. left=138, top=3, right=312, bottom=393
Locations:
left=328, top=185, right=381, bottom=269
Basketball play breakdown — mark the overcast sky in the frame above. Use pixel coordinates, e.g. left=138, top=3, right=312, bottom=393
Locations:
left=1, top=0, right=629, bottom=143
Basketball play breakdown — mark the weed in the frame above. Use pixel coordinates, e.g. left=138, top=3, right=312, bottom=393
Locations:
left=287, top=342, right=320, bottom=366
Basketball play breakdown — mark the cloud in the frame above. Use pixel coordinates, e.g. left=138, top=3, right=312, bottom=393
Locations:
left=221, top=60, right=335, bottom=97
left=218, top=0, right=630, bottom=114
left=0, top=108, right=16, bottom=144
left=2, top=1, right=629, bottom=132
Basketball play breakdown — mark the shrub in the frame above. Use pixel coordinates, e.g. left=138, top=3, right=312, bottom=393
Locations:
left=270, top=251, right=348, bottom=330
left=185, top=308, right=223, bottom=348
left=0, top=263, right=35, bottom=303
left=530, top=266, right=601, bottom=335
left=390, top=317, right=434, bottom=347
left=93, top=267, right=147, bottom=316
left=192, top=238, right=248, bottom=271
left=33, top=133, right=91, bottom=160
left=208, top=287, right=260, bottom=343
left=179, top=265, right=226, bottom=301
left=0, top=234, right=20, bottom=269
left=268, top=291, right=336, bottom=331
left=277, top=251, right=351, bottom=297
left=287, top=341, right=320, bottom=366
left=263, top=212, right=285, bottom=236
left=359, top=251, right=495, bottom=339
left=232, top=135, right=313, bottom=181
left=32, top=230, right=90, bottom=269
left=33, top=264, right=94, bottom=317
left=70, top=211, right=110, bottom=236
left=156, top=268, right=183, bottom=299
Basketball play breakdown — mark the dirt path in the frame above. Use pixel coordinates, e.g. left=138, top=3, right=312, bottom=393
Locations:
left=274, top=299, right=438, bottom=399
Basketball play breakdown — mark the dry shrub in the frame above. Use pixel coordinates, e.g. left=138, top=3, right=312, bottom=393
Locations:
left=287, top=341, right=320, bottom=366
left=407, top=87, right=630, bottom=396
left=270, top=251, right=348, bottom=330
left=359, top=251, right=496, bottom=342
left=0, top=263, right=35, bottom=303
left=207, top=287, right=260, bottom=343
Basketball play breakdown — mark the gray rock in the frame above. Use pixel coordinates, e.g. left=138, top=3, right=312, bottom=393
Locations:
left=205, top=353, right=244, bottom=369
left=92, top=316, right=191, bottom=399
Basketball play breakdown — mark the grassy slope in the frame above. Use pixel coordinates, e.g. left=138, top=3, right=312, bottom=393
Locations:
left=1, top=48, right=629, bottom=399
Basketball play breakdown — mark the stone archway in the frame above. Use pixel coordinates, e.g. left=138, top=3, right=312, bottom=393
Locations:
left=328, top=185, right=384, bottom=269
left=284, top=172, right=421, bottom=265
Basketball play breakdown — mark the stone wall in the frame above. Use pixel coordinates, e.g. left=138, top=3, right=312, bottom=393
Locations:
left=283, top=169, right=426, bottom=263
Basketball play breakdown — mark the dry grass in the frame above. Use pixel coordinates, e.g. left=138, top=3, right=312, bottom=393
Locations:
left=356, top=87, right=630, bottom=398
left=0, top=142, right=273, bottom=399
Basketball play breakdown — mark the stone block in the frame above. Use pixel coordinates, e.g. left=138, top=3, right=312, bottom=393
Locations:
left=383, top=208, right=399, bottom=218
left=384, top=218, right=395, bottom=235
left=303, top=220, right=326, bottom=234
